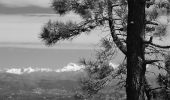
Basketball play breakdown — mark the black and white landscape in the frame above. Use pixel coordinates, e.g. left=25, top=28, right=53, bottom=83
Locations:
left=0, top=47, right=122, bottom=100
left=1, top=0, right=170, bottom=100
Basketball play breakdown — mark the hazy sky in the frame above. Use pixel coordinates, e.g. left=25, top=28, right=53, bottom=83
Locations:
left=0, top=0, right=105, bottom=45
left=0, top=0, right=101, bottom=67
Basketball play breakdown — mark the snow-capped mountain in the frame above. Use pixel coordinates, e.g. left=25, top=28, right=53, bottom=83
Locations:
left=0, top=63, right=84, bottom=75
left=55, top=63, right=84, bottom=72
left=0, top=62, right=118, bottom=75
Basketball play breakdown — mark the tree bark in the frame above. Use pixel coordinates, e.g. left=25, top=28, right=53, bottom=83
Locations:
left=126, top=0, right=146, bottom=100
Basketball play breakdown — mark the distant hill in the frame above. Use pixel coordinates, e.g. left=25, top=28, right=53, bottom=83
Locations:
left=0, top=72, right=79, bottom=96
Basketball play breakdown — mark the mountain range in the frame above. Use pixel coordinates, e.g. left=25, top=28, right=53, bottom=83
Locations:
left=0, top=62, right=161, bottom=100
left=0, top=63, right=84, bottom=75
left=0, top=62, right=118, bottom=75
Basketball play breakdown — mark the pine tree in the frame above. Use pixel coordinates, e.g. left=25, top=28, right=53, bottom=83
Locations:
left=40, top=0, right=170, bottom=100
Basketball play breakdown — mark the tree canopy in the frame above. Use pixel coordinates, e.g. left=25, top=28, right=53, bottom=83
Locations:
left=40, top=0, right=170, bottom=100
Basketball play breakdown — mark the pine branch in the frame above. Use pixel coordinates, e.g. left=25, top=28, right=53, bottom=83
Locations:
left=41, top=17, right=109, bottom=45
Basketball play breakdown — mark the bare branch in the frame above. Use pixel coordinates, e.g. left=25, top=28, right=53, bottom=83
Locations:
left=116, top=34, right=127, bottom=36
left=112, top=4, right=124, bottom=7
left=150, top=43, right=170, bottom=49
left=145, top=37, right=170, bottom=49
left=145, top=60, right=163, bottom=64
left=145, top=21, right=158, bottom=25
left=150, top=86, right=166, bottom=91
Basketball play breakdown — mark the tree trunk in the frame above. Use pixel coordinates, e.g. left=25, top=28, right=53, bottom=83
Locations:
left=126, top=0, right=146, bottom=100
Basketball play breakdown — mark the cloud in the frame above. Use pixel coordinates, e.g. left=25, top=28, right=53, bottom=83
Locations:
left=0, top=0, right=51, bottom=8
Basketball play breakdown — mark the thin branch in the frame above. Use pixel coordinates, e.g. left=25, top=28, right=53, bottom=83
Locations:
left=145, top=21, right=158, bottom=25
left=145, top=60, right=163, bottom=64
left=112, top=4, right=124, bottom=8
left=150, top=42, right=170, bottom=49
left=145, top=37, right=170, bottom=49
left=150, top=86, right=166, bottom=91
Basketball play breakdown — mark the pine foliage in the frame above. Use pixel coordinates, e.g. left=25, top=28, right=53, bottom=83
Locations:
left=40, top=0, right=170, bottom=99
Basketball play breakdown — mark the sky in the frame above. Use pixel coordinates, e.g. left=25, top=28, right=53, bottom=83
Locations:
left=0, top=0, right=105, bottom=47
left=0, top=0, right=106, bottom=67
